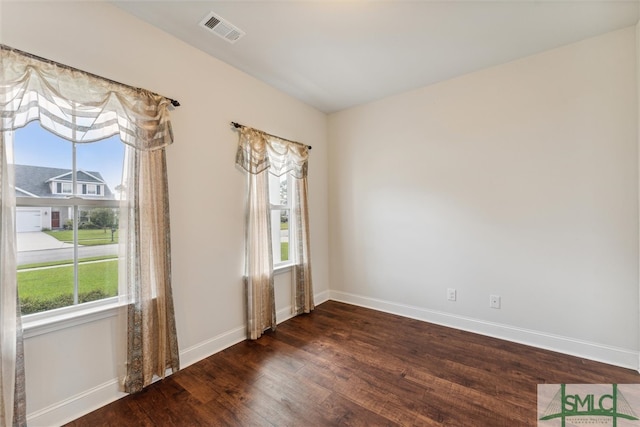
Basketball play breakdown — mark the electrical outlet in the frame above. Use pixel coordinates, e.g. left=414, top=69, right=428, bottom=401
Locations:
left=447, top=288, right=457, bottom=301
left=490, top=295, right=501, bottom=309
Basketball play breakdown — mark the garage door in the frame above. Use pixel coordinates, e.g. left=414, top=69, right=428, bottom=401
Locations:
left=16, top=210, right=42, bottom=233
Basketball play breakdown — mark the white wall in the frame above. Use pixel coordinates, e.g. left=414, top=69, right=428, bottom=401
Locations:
left=328, top=27, right=639, bottom=368
left=1, top=1, right=329, bottom=425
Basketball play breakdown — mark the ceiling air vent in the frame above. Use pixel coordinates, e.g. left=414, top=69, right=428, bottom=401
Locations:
left=199, top=12, right=245, bottom=44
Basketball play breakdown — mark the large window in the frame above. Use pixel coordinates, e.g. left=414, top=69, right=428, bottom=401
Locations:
left=270, top=173, right=291, bottom=267
left=13, top=122, right=124, bottom=316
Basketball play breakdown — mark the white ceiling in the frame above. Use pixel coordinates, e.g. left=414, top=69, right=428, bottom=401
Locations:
left=113, top=1, right=640, bottom=113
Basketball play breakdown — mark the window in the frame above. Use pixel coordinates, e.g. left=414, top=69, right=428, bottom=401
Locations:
left=55, top=182, right=72, bottom=194
left=270, top=173, right=291, bottom=267
left=13, top=122, right=124, bottom=316
left=2, top=45, right=180, bottom=393
left=84, top=184, right=97, bottom=195
left=235, top=126, right=314, bottom=340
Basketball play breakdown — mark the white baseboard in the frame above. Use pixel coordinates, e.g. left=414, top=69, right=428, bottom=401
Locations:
left=275, top=289, right=331, bottom=324
left=179, top=325, right=247, bottom=369
left=28, top=289, right=332, bottom=426
left=329, top=290, right=639, bottom=371
left=315, top=289, right=331, bottom=306
left=27, top=379, right=125, bottom=427
left=179, top=288, right=331, bottom=369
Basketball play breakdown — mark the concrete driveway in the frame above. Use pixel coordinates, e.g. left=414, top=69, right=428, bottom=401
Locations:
left=17, top=231, right=74, bottom=251
left=16, top=232, right=118, bottom=266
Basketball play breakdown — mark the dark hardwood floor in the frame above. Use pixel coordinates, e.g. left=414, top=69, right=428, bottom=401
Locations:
left=66, top=300, right=640, bottom=426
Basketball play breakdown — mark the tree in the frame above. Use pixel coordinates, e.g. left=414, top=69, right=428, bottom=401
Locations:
left=89, top=208, right=116, bottom=229
left=279, top=178, right=289, bottom=224
left=280, top=178, right=287, bottom=204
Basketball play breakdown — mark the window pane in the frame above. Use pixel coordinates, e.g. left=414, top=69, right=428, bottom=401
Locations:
left=280, top=210, right=289, bottom=262
left=77, top=206, right=119, bottom=304
left=17, top=207, right=75, bottom=315
left=14, top=122, right=73, bottom=171
left=76, top=137, right=124, bottom=200
left=268, top=174, right=288, bottom=206
left=271, top=209, right=289, bottom=264
left=269, top=174, right=291, bottom=266
left=279, top=175, right=288, bottom=205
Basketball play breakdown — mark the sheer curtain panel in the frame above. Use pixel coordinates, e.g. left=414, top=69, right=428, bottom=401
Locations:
left=236, top=126, right=314, bottom=340
left=0, top=45, right=173, bottom=148
left=121, top=147, right=180, bottom=392
left=0, top=45, right=180, bottom=405
left=0, top=131, right=25, bottom=426
left=292, top=176, right=314, bottom=314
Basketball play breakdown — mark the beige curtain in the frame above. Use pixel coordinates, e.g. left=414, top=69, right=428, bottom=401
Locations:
left=0, top=45, right=172, bottom=149
left=0, top=44, right=179, bottom=400
left=121, top=148, right=179, bottom=392
left=292, top=176, right=314, bottom=314
left=0, top=131, right=25, bottom=426
left=236, top=127, right=313, bottom=339
left=243, top=169, right=277, bottom=340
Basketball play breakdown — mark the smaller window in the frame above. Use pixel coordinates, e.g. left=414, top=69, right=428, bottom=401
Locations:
left=60, top=182, right=72, bottom=194
left=269, top=174, right=291, bottom=266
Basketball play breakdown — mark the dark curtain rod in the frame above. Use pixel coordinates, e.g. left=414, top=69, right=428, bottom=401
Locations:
left=0, top=44, right=180, bottom=107
left=231, top=122, right=312, bottom=150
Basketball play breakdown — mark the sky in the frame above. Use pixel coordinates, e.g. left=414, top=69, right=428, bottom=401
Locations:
left=13, top=121, right=125, bottom=191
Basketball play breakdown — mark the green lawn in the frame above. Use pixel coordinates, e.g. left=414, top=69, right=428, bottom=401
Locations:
left=18, top=260, right=118, bottom=314
left=23, top=230, right=119, bottom=312
left=45, top=229, right=118, bottom=245
left=18, top=255, right=118, bottom=270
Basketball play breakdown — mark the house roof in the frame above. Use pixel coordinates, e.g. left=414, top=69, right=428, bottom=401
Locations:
left=46, top=170, right=105, bottom=184
left=14, top=165, right=114, bottom=199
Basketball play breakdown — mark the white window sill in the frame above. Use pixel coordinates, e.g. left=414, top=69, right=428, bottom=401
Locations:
left=274, top=263, right=293, bottom=275
left=23, top=298, right=121, bottom=339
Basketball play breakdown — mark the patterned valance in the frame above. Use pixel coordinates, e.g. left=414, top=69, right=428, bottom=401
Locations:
left=0, top=45, right=173, bottom=150
left=235, top=126, right=308, bottom=178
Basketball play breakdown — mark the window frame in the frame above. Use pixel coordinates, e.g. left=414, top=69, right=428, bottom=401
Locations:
left=22, top=296, right=120, bottom=338
left=83, top=183, right=99, bottom=195
left=55, top=181, right=73, bottom=195
left=11, top=129, right=123, bottom=330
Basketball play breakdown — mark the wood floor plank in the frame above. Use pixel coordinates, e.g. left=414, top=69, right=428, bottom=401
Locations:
left=318, top=392, right=403, bottom=427
left=65, top=301, right=640, bottom=426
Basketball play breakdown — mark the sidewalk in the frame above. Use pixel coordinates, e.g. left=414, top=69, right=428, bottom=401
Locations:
left=17, top=232, right=74, bottom=251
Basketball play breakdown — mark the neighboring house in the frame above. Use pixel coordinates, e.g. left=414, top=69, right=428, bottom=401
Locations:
left=14, top=164, right=115, bottom=232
